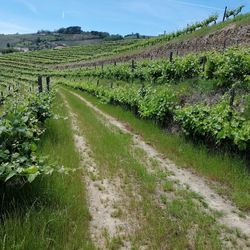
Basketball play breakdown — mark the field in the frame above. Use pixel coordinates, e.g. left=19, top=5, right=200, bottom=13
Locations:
left=0, top=13, right=250, bottom=250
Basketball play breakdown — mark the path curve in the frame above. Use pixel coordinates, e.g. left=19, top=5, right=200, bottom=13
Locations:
left=67, top=89, right=250, bottom=237
left=60, top=91, right=133, bottom=249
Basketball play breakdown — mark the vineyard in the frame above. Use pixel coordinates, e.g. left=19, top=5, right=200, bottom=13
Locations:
left=0, top=10, right=250, bottom=250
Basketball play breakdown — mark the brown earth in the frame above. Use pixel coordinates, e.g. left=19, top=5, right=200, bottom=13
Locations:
left=56, top=23, right=250, bottom=69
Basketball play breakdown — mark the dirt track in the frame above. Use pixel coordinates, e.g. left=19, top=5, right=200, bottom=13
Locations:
left=68, top=89, right=250, bottom=237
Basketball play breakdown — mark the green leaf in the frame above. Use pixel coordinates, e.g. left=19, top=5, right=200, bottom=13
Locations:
left=23, top=166, right=39, bottom=174
left=27, top=172, right=40, bottom=183
left=5, top=172, right=16, bottom=182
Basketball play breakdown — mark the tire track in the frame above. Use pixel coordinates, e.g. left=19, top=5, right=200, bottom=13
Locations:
left=67, top=89, right=250, bottom=237
left=60, top=91, right=133, bottom=249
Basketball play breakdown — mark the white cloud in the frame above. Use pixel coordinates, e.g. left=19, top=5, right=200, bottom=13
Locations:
left=62, top=11, right=65, bottom=19
left=0, top=21, right=32, bottom=34
left=167, top=0, right=224, bottom=11
left=15, top=0, right=38, bottom=14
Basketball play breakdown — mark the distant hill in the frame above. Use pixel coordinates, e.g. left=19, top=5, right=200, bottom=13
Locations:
left=0, top=26, right=149, bottom=51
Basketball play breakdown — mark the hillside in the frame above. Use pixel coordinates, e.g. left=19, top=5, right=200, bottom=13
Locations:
left=56, top=13, right=250, bottom=69
left=0, top=27, right=147, bottom=51
left=0, top=9, right=250, bottom=250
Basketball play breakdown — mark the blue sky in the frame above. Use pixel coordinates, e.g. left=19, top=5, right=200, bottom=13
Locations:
left=0, top=0, right=249, bottom=35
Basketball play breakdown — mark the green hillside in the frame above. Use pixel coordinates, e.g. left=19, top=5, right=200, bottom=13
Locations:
left=1, top=10, right=250, bottom=250
left=0, top=26, right=148, bottom=51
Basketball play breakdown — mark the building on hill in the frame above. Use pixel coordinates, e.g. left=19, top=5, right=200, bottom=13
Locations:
left=14, top=47, right=29, bottom=52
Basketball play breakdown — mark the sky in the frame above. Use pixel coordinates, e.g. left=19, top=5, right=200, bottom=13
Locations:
left=0, top=0, right=249, bottom=35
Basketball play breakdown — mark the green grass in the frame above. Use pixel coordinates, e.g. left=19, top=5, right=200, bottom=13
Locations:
left=69, top=87, right=250, bottom=212
left=0, top=92, right=94, bottom=250
left=61, top=88, right=223, bottom=249
left=0, top=105, right=4, bottom=115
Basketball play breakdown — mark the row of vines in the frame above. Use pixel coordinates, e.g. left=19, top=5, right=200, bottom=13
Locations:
left=59, top=46, right=250, bottom=152
left=59, top=47, right=250, bottom=88
left=61, top=81, right=250, bottom=151
left=0, top=89, right=57, bottom=183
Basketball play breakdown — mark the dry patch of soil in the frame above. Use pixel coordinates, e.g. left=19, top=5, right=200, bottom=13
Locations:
left=68, top=90, right=250, bottom=239
left=60, top=92, right=134, bottom=249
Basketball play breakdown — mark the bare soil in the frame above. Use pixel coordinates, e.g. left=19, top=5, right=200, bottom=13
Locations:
left=56, top=24, right=250, bottom=70
left=69, top=90, right=250, bottom=238
left=60, top=92, right=134, bottom=249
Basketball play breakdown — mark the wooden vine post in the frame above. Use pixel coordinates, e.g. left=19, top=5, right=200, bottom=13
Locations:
left=0, top=91, right=3, bottom=104
left=169, top=51, right=173, bottom=63
left=229, top=87, right=235, bottom=110
left=223, top=39, right=227, bottom=51
left=140, top=83, right=146, bottom=98
left=222, top=6, right=227, bottom=22
left=46, top=76, right=50, bottom=92
left=131, top=59, right=136, bottom=73
left=200, top=56, right=207, bottom=72
left=38, top=75, right=43, bottom=93
left=228, top=86, right=236, bottom=120
left=131, top=59, right=136, bottom=83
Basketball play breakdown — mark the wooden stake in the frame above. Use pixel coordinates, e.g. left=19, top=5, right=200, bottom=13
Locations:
left=38, top=76, right=43, bottom=93
left=131, top=60, right=136, bottom=72
left=169, top=51, right=173, bottom=63
left=46, top=76, right=50, bottom=92
left=229, top=88, right=235, bottom=109
left=222, top=6, right=227, bottom=22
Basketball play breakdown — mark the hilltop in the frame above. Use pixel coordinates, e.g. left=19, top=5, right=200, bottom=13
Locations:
left=0, top=26, right=149, bottom=51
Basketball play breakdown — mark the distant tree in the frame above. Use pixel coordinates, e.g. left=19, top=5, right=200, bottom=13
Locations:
left=1, top=48, right=18, bottom=54
left=90, top=31, right=110, bottom=38
left=6, top=43, right=10, bottom=48
left=37, top=30, right=51, bottom=34
left=99, top=32, right=110, bottom=38
left=104, top=34, right=123, bottom=41
left=66, top=26, right=82, bottom=34
left=124, top=33, right=142, bottom=39
left=36, top=37, right=41, bottom=44
left=57, top=27, right=66, bottom=34
left=90, top=30, right=99, bottom=36
left=57, top=26, right=82, bottom=34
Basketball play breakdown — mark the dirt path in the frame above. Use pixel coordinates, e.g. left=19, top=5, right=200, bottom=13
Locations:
left=60, top=92, right=133, bottom=249
left=67, top=89, right=250, bottom=237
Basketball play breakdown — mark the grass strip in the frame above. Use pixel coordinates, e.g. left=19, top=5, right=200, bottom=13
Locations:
left=68, top=87, right=250, bottom=212
left=0, top=91, right=94, bottom=250
left=61, top=88, right=223, bottom=249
